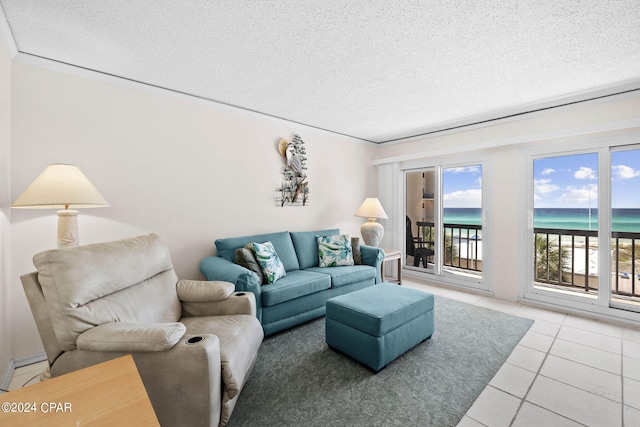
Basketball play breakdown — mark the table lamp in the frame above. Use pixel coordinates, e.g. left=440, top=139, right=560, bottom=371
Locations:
left=12, top=164, right=109, bottom=248
left=355, top=197, right=388, bottom=247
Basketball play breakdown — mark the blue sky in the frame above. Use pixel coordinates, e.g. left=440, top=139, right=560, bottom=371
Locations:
left=443, top=165, right=482, bottom=208
left=534, top=150, right=640, bottom=209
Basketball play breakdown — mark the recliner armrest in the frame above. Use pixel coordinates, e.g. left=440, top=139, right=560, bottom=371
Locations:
left=181, top=292, right=257, bottom=318
left=76, top=322, right=186, bottom=352
left=200, top=255, right=264, bottom=321
left=177, top=279, right=234, bottom=302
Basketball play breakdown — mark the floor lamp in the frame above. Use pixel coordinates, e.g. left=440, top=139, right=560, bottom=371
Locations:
left=12, top=164, right=109, bottom=248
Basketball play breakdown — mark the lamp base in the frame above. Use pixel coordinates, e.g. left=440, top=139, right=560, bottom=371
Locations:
left=57, top=210, right=79, bottom=248
left=361, top=219, right=384, bottom=247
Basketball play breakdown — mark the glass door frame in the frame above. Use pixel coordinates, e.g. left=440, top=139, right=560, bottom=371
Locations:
left=609, top=144, right=640, bottom=313
left=521, top=135, right=640, bottom=321
left=401, top=157, right=489, bottom=292
left=404, top=167, right=441, bottom=276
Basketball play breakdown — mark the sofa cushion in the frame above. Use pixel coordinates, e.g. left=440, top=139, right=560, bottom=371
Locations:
left=318, top=234, right=355, bottom=267
left=216, top=231, right=300, bottom=271
left=252, top=241, right=286, bottom=283
left=305, top=265, right=376, bottom=288
left=261, top=270, right=331, bottom=307
left=290, top=229, right=339, bottom=269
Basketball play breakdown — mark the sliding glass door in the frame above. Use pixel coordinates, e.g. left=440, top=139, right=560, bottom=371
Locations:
left=610, top=147, right=640, bottom=311
left=532, top=153, right=599, bottom=299
left=528, top=144, right=640, bottom=315
left=405, top=164, right=483, bottom=284
left=442, top=166, right=483, bottom=278
left=405, top=169, right=436, bottom=272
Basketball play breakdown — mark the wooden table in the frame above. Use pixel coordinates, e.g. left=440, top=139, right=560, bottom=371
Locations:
left=381, top=248, right=402, bottom=284
left=0, top=355, right=159, bottom=426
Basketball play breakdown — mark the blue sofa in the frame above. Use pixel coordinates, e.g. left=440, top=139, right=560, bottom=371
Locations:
left=200, top=229, right=384, bottom=336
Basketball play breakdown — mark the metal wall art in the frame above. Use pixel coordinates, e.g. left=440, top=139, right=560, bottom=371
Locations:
left=276, top=134, right=309, bottom=207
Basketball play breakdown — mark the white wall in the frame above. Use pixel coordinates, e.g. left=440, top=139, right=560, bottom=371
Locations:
left=9, top=57, right=377, bottom=359
left=0, top=32, right=11, bottom=379
left=373, top=92, right=640, bottom=302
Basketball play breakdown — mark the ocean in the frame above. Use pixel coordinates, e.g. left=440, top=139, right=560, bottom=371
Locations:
left=442, top=208, right=640, bottom=232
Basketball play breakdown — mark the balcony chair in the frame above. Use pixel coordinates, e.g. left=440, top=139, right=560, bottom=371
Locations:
left=21, top=233, right=263, bottom=427
left=406, top=216, right=434, bottom=268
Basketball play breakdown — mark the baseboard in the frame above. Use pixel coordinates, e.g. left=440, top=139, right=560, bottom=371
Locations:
left=1, top=352, right=47, bottom=392
left=0, top=359, right=15, bottom=392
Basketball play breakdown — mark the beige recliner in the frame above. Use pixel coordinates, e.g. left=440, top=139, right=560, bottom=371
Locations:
left=21, top=233, right=264, bottom=427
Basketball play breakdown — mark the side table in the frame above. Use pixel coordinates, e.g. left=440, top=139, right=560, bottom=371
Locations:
left=0, top=355, right=159, bottom=426
left=381, top=248, right=402, bottom=284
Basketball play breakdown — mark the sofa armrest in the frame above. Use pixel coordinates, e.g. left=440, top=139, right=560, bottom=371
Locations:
left=200, top=255, right=264, bottom=321
left=76, top=322, right=186, bottom=352
left=360, top=245, right=385, bottom=283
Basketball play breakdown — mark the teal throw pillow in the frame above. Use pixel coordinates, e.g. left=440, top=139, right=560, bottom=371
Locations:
left=252, top=241, right=286, bottom=283
left=318, top=234, right=354, bottom=267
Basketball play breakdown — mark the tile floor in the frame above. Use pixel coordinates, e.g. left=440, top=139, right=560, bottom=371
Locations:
left=401, top=279, right=640, bottom=427
left=6, top=278, right=640, bottom=426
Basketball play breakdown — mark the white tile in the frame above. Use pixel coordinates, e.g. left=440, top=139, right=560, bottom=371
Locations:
left=465, top=386, right=521, bottom=427
left=446, top=290, right=485, bottom=305
left=625, top=340, right=640, bottom=360
left=563, top=315, right=623, bottom=338
left=626, top=356, right=640, bottom=381
left=14, top=361, right=48, bottom=376
left=512, top=402, right=583, bottom=427
left=626, top=377, right=640, bottom=410
left=515, top=305, right=567, bottom=324
left=625, top=405, right=640, bottom=427
left=550, top=338, right=621, bottom=375
left=518, top=330, right=555, bottom=353
left=526, top=376, right=622, bottom=427
left=7, top=372, right=42, bottom=390
left=623, top=327, right=640, bottom=344
left=475, top=297, right=521, bottom=314
left=456, top=415, right=486, bottom=427
left=540, top=355, right=621, bottom=402
left=506, top=345, right=547, bottom=373
left=529, top=319, right=561, bottom=337
left=557, top=325, right=622, bottom=354
left=489, top=363, right=536, bottom=398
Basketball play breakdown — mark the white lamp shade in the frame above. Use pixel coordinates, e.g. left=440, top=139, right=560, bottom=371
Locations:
left=12, top=164, right=109, bottom=209
left=355, top=197, right=388, bottom=220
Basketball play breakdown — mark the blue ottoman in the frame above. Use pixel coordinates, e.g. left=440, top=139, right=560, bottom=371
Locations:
left=325, top=283, right=434, bottom=372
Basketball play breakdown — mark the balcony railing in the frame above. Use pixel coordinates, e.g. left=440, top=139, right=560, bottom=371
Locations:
left=443, top=223, right=482, bottom=272
left=534, top=227, right=640, bottom=298
left=413, top=222, right=483, bottom=273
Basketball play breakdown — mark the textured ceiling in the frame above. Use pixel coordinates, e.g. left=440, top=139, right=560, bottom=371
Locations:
left=1, top=1, right=639, bottom=143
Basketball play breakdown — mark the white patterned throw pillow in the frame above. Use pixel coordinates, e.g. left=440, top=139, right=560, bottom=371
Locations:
left=318, top=234, right=355, bottom=267
left=252, top=241, right=286, bottom=283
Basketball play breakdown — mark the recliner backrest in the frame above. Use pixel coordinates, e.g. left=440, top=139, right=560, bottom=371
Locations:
left=33, top=233, right=182, bottom=351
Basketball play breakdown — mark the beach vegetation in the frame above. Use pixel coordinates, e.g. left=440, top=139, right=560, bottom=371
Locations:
left=534, top=235, right=571, bottom=284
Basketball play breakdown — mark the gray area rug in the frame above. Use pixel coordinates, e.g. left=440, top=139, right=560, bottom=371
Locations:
left=228, top=295, right=533, bottom=427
